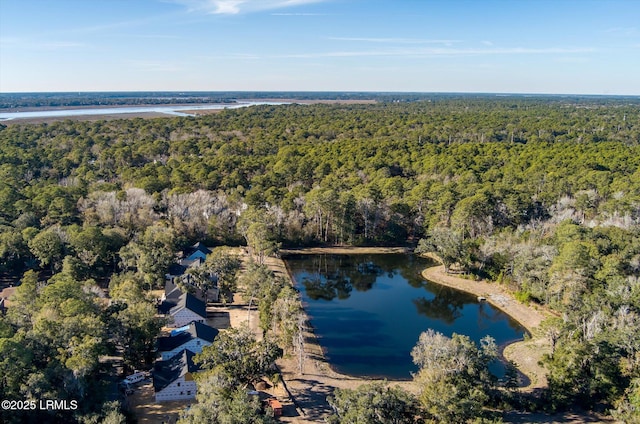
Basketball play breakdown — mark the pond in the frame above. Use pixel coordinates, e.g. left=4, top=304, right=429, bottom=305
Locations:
left=284, top=253, right=526, bottom=380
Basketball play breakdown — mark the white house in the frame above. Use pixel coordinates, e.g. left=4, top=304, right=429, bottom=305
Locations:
left=162, top=292, right=207, bottom=328
left=157, top=321, right=218, bottom=360
left=153, top=350, right=199, bottom=402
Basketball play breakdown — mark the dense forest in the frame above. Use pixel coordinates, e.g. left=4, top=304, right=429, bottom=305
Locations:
left=1, top=96, right=639, bottom=422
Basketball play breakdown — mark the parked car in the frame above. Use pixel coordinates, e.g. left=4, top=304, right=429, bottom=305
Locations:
left=123, top=371, right=146, bottom=385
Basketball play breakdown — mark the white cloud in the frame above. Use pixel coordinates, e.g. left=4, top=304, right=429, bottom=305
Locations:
left=328, top=37, right=461, bottom=45
left=167, top=0, right=328, bottom=15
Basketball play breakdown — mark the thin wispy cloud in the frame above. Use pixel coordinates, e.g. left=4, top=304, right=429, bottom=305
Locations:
left=0, top=37, right=21, bottom=46
left=128, top=60, right=184, bottom=72
left=167, top=0, right=328, bottom=15
left=328, top=37, right=461, bottom=45
left=274, top=46, right=595, bottom=59
left=113, top=34, right=183, bottom=40
left=271, top=12, right=327, bottom=16
left=555, top=57, right=590, bottom=64
left=4, top=14, right=177, bottom=42
left=604, top=27, right=637, bottom=36
left=0, top=37, right=86, bottom=50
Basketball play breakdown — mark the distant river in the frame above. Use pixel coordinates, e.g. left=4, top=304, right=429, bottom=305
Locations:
left=0, top=101, right=289, bottom=121
left=285, top=253, right=526, bottom=380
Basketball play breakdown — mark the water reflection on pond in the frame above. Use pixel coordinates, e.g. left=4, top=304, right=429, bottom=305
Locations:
left=285, top=253, right=526, bottom=380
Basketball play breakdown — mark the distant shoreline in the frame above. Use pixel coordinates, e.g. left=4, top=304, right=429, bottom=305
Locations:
left=0, top=99, right=377, bottom=125
left=0, top=99, right=375, bottom=113
left=0, top=102, right=236, bottom=113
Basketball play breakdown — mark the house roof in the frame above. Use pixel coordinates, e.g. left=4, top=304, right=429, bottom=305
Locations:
left=179, top=242, right=212, bottom=261
left=186, top=321, right=218, bottom=342
left=158, top=296, right=178, bottom=314
left=152, top=350, right=200, bottom=392
left=180, top=257, right=205, bottom=269
left=170, top=292, right=207, bottom=319
left=167, top=263, right=187, bottom=277
left=164, top=280, right=183, bottom=300
left=188, top=242, right=212, bottom=256
left=157, top=322, right=218, bottom=352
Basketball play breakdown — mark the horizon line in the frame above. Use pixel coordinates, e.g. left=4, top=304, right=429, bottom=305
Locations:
left=1, top=90, right=639, bottom=97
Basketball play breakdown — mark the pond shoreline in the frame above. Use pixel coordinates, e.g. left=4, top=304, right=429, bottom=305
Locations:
left=418, top=257, right=553, bottom=391
left=266, top=246, right=554, bottom=421
left=420, top=263, right=548, bottom=334
left=280, top=246, right=410, bottom=255
left=279, top=247, right=552, bottom=391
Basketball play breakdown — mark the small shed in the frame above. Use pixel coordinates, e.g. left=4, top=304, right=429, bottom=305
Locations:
left=266, top=398, right=283, bottom=417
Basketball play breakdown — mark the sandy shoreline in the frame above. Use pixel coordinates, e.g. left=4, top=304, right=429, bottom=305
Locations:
left=280, top=246, right=408, bottom=255
left=420, top=263, right=552, bottom=391
left=420, top=265, right=549, bottom=333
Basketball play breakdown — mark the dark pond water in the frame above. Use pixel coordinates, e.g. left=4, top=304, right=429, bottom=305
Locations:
left=285, top=253, right=527, bottom=380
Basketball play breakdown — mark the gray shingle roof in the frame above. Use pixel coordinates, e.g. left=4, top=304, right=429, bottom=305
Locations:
left=188, top=242, right=212, bottom=256
left=164, top=280, right=183, bottom=302
left=152, top=350, right=199, bottom=392
left=170, top=292, right=207, bottom=319
left=157, top=322, right=218, bottom=352
left=167, top=263, right=187, bottom=277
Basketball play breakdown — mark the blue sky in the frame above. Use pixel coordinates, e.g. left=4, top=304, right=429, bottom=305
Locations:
left=1, top=0, right=639, bottom=94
